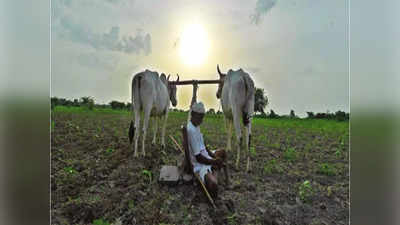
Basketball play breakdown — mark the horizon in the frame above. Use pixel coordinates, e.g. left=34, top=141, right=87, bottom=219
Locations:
left=50, top=95, right=350, bottom=118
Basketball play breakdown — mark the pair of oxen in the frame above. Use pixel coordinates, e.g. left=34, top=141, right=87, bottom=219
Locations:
left=129, top=65, right=255, bottom=171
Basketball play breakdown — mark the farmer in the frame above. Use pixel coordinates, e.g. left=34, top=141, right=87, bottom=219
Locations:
left=187, top=101, right=226, bottom=199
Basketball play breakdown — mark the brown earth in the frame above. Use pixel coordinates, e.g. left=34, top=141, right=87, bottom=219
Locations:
left=51, top=110, right=349, bottom=225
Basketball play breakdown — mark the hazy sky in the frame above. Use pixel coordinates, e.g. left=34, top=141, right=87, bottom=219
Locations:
left=51, top=0, right=349, bottom=117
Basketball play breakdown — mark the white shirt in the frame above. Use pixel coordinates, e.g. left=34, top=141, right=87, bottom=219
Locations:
left=187, top=121, right=213, bottom=171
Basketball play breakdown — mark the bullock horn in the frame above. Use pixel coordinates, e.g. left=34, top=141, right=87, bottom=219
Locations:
left=176, top=74, right=179, bottom=81
left=167, top=74, right=170, bottom=81
left=217, top=64, right=223, bottom=76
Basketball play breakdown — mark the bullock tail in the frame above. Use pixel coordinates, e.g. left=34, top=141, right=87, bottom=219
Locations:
left=129, top=120, right=134, bottom=144
left=129, top=74, right=142, bottom=143
left=242, top=73, right=255, bottom=126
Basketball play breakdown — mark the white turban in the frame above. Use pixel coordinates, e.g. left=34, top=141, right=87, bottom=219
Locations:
left=191, top=102, right=205, bottom=114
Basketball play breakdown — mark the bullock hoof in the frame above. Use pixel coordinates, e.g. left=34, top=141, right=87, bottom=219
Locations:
left=246, top=159, right=251, bottom=173
left=246, top=166, right=251, bottom=173
left=235, top=160, right=240, bottom=171
left=161, top=144, right=165, bottom=149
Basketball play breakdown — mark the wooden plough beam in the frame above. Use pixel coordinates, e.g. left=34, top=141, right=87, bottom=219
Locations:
left=168, top=79, right=221, bottom=86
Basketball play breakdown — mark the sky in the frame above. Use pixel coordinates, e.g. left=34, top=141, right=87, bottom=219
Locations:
left=51, top=0, right=349, bottom=117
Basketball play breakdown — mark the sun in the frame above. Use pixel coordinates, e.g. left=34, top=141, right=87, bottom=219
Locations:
left=179, top=23, right=209, bottom=66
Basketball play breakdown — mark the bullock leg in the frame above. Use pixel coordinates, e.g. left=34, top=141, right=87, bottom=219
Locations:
left=225, top=117, right=232, bottom=152
left=245, top=122, right=252, bottom=173
left=141, top=109, right=151, bottom=157
left=160, top=112, right=168, bottom=149
left=232, top=109, right=242, bottom=170
left=152, top=117, right=158, bottom=145
left=133, top=110, right=141, bottom=157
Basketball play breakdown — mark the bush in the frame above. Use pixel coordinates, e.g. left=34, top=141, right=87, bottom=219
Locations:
left=290, top=110, right=296, bottom=118
left=309, top=110, right=349, bottom=121
left=73, top=99, right=80, bottom=107
left=207, top=108, right=215, bottom=114
left=254, top=112, right=267, bottom=118
left=268, top=110, right=279, bottom=119
left=109, top=100, right=125, bottom=110
left=126, top=102, right=132, bottom=110
left=335, top=110, right=347, bottom=121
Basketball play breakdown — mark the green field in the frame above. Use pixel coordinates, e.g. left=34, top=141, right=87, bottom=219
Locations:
left=51, top=106, right=349, bottom=225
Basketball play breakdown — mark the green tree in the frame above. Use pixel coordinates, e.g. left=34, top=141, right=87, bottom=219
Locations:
left=306, top=112, right=314, bottom=119
left=126, top=102, right=132, bottom=110
left=254, top=87, right=268, bottom=114
left=268, top=109, right=279, bottom=118
left=109, top=100, right=125, bottom=110
left=290, top=109, right=296, bottom=118
left=73, top=99, right=80, bottom=107
left=80, top=96, right=95, bottom=110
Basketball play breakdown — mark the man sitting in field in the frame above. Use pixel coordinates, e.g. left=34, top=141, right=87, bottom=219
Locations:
left=187, top=101, right=226, bottom=199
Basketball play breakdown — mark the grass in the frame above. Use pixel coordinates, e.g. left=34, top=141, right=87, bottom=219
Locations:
left=283, top=147, right=297, bottom=162
left=263, top=159, right=283, bottom=174
left=53, top=105, right=130, bottom=115
left=63, top=166, right=77, bottom=174
left=93, top=218, right=110, bottom=225
left=318, top=163, right=336, bottom=176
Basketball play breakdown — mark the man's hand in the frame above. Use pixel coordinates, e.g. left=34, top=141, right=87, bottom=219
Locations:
left=205, top=145, right=216, bottom=158
left=214, top=158, right=224, bottom=168
left=214, top=149, right=226, bottom=160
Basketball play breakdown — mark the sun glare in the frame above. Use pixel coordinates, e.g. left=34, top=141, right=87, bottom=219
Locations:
left=179, top=24, right=209, bottom=66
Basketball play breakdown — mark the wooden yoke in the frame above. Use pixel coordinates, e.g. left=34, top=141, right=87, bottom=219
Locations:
left=169, top=79, right=221, bottom=86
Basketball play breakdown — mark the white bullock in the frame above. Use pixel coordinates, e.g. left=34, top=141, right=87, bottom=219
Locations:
left=216, top=65, right=255, bottom=172
left=129, top=70, right=179, bottom=157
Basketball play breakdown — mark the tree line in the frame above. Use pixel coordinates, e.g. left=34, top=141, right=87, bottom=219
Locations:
left=51, top=87, right=348, bottom=121
left=51, top=96, right=131, bottom=111
left=254, top=109, right=349, bottom=121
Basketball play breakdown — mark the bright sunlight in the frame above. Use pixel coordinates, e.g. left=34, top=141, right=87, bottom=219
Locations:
left=179, top=23, right=209, bottom=66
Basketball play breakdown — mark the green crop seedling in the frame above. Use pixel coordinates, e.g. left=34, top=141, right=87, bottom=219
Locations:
left=283, top=147, right=297, bottom=162
left=142, top=169, right=152, bottom=184
left=299, top=180, right=313, bottom=203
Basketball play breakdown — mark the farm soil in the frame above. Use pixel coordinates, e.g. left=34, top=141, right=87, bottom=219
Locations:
left=51, top=111, right=349, bottom=225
